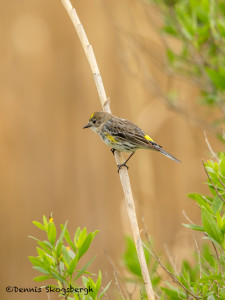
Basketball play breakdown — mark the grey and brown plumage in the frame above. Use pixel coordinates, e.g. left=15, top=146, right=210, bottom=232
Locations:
left=83, top=111, right=181, bottom=171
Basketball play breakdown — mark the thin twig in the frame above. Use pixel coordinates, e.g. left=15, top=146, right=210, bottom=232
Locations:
left=193, top=235, right=202, bottom=279
left=141, top=242, right=201, bottom=300
left=61, top=1, right=155, bottom=299
left=164, top=245, right=178, bottom=275
left=113, top=271, right=125, bottom=300
left=119, top=39, right=215, bottom=133
left=104, top=250, right=130, bottom=299
left=202, top=160, right=225, bottom=203
left=204, top=131, right=219, bottom=161
left=217, top=176, right=225, bottom=190
left=182, top=210, right=195, bottom=225
left=141, top=217, right=201, bottom=299
left=211, top=241, right=221, bottom=274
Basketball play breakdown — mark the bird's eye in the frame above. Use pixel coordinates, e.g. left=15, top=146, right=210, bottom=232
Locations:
left=92, top=119, right=96, bottom=124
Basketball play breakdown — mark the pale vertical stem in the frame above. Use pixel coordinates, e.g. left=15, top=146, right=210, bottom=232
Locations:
left=61, top=1, right=155, bottom=299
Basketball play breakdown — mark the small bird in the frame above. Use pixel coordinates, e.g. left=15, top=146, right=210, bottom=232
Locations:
left=83, top=111, right=181, bottom=172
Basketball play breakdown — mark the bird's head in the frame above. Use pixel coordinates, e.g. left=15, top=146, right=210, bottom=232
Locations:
left=83, top=111, right=111, bottom=130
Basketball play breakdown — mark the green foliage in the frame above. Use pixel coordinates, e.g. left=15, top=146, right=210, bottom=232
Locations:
left=123, top=237, right=161, bottom=297
left=123, top=236, right=150, bottom=277
left=148, top=0, right=225, bottom=127
left=123, top=153, right=225, bottom=299
left=29, top=216, right=111, bottom=299
left=186, top=153, right=225, bottom=250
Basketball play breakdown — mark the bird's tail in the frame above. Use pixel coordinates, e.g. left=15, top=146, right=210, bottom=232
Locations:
left=158, top=147, right=181, bottom=163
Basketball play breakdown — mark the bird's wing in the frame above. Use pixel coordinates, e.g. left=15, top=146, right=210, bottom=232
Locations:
left=104, top=118, right=163, bottom=149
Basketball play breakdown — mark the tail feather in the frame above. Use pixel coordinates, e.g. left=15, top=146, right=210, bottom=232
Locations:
left=158, top=147, right=181, bottom=163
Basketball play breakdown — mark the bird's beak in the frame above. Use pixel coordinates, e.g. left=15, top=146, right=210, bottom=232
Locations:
left=83, top=123, right=92, bottom=129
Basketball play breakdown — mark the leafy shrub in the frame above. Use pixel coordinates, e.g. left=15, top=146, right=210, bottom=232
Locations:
left=143, top=0, right=225, bottom=132
left=29, top=216, right=111, bottom=299
left=123, top=153, right=225, bottom=299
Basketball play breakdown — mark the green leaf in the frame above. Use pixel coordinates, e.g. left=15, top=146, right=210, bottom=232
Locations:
left=207, top=296, right=215, bottom=300
left=176, top=4, right=194, bottom=39
left=161, top=287, right=186, bottom=299
left=78, top=233, right=93, bottom=259
left=86, top=276, right=96, bottom=289
left=166, top=49, right=176, bottom=64
left=74, top=227, right=81, bottom=245
left=33, top=266, right=50, bottom=275
left=202, top=244, right=216, bottom=268
left=32, top=221, right=46, bottom=231
left=219, top=152, right=225, bottom=177
left=56, top=241, right=63, bottom=257
left=82, top=277, right=97, bottom=298
left=201, top=208, right=222, bottom=245
left=28, top=236, right=40, bottom=242
left=41, top=252, right=54, bottom=267
left=99, top=281, right=111, bottom=299
left=57, top=221, right=68, bottom=245
left=50, top=270, right=67, bottom=284
left=82, top=276, right=88, bottom=287
left=221, top=217, right=225, bottom=236
left=92, top=230, right=99, bottom=240
left=29, top=256, right=44, bottom=268
left=38, top=241, right=53, bottom=256
left=67, top=256, right=78, bottom=275
left=33, top=275, right=52, bottom=281
left=212, top=195, right=223, bottom=214
left=198, top=274, right=222, bottom=283
left=205, top=68, right=225, bottom=90
left=36, top=247, right=46, bottom=258
left=218, top=19, right=225, bottom=38
left=63, top=228, right=76, bottom=253
left=76, top=228, right=87, bottom=249
left=73, top=256, right=95, bottom=281
left=47, top=221, right=57, bottom=245
left=95, top=271, right=102, bottom=293
left=123, top=236, right=142, bottom=277
left=163, top=25, right=178, bottom=36
left=43, top=215, right=48, bottom=229
left=188, top=193, right=212, bottom=212
left=67, top=248, right=75, bottom=259
left=61, top=245, right=71, bottom=268
left=182, top=223, right=205, bottom=231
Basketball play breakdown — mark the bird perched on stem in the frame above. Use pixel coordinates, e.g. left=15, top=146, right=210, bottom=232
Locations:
left=83, top=111, right=181, bottom=172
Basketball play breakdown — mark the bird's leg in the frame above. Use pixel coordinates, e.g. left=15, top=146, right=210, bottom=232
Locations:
left=111, top=148, right=116, bottom=156
left=117, top=152, right=135, bottom=173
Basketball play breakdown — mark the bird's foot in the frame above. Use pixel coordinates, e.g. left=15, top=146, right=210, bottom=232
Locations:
left=117, top=162, right=129, bottom=173
left=111, top=148, right=116, bottom=156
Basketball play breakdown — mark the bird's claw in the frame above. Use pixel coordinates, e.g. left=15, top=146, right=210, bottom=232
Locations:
left=111, top=148, right=116, bottom=156
left=117, top=163, right=129, bottom=173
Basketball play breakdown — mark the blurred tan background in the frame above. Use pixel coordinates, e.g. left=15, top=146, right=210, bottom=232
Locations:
left=0, top=0, right=222, bottom=299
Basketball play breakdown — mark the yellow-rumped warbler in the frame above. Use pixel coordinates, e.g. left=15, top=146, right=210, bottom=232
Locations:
left=83, top=111, right=181, bottom=171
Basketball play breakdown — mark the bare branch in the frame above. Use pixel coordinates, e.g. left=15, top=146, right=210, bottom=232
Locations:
left=193, top=235, right=202, bottom=279
left=61, top=1, right=155, bottom=299
left=211, top=241, right=221, bottom=274
left=113, top=271, right=126, bottom=300
left=182, top=210, right=195, bottom=225
left=164, top=244, right=178, bottom=275
left=104, top=250, right=130, bottom=299
left=141, top=242, right=201, bottom=300
left=204, top=131, right=219, bottom=162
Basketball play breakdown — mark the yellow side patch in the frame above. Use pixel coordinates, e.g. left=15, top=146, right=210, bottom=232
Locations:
left=105, top=132, right=116, bottom=143
left=90, top=113, right=94, bottom=119
left=144, top=134, right=154, bottom=142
